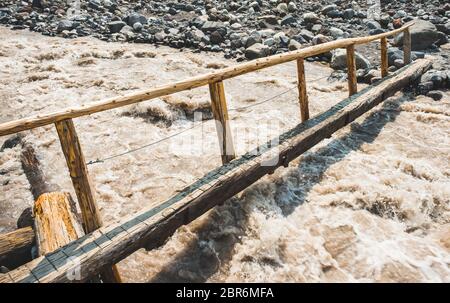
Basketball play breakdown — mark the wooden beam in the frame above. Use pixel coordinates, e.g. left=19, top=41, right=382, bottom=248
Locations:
left=209, top=81, right=236, bottom=164
left=54, top=119, right=121, bottom=283
left=381, top=37, right=388, bottom=78
left=33, top=192, right=84, bottom=256
left=55, top=119, right=102, bottom=232
left=0, top=227, right=34, bottom=270
left=297, top=58, right=309, bottom=122
left=403, top=28, right=412, bottom=65
left=346, top=44, right=358, bottom=96
left=0, top=23, right=415, bottom=137
left=0, top=59, right=431, bottom=283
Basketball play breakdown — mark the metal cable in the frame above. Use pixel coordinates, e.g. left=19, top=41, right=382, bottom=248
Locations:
left=86, top=74, right=330, bottom=165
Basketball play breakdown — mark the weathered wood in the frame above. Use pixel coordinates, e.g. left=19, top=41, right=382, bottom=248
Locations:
left=0, top=22, right=415, bottom=137
left=55, top=119, right=102, bottom=232
left=209, top=81, right=236, bottom=164
left=0, top=227, right=34, bottom=270
left=381, top=37, right=388, bottom=78
left=20, top=142, right=59, bottom=200
left=296, top=58, right=309, bottom=122
left=403, top=28, right=412, bottom=65
left=1, top=59, right=431, bottom=283
left=33, top=192, right=84, bottom=256
left=54, top=119, right=121, bottom=283
left=346, top=44, right=358, bottom=96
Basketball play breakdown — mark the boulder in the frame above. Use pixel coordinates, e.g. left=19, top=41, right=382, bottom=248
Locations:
left=108, top=21, right=126, bottom=34
left=124, top=13, right=147, bottom=27
left=393, top=20, right=447, bottom=50
left=245, top=43, right=270, bottom=60
left=57, top=20, right=73, bottom=33
left=330, top=49, right=372, bottom=70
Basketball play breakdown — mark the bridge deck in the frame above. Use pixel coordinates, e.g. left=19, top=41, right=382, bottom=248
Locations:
left=0, top=59, right=431, bottom=283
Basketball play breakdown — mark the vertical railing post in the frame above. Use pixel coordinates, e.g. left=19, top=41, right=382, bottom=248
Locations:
left=55, top=118, right=121, bottom=283
left=296, top=58, right=309, bottom=122
left=403, top=28, right=411, bottom=65
left=381, top=37, right=388, bottom=78
left=346, top=44, right=358, bottom=96
left=208, top=81, right=236, bottom=164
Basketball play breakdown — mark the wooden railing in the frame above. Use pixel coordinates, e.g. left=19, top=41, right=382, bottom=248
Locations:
left=0, top=22, right=414, bottom=282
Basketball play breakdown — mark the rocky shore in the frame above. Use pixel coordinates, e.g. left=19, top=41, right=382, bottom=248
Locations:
left=0, top=0, right=449, bottom=94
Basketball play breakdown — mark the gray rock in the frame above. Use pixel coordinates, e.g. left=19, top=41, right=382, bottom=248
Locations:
left=329, top=27, right=344, bottom=39
left=281, top=15, right=296, bottom=26
left=393, top=20, right=446, bottom=50
left=133, top=22, right=143, bottom=32
left=108, top=21, right=126, bottom=34
left=330, top=48, right=372, bottom=70
left=312, top=34, right=331, bottom=45
left=322, top=4, right=337, bottom=14
left=311, top=24, right=322, bottom=33
left=288, top=39, right=302, bottom=51
left=57, top=20, right=73, bottom=33
left=343, top=9, right=355, bottom=20
left=210, top=31, right=224, bottom=44
left=245, top=43, right=270, bottom=59
left=288, top=2, right=297, bottom=13
left=259, top=15, right=278, bottom=25
left=366, top=20, right=381, bottom=30
left=125, top=13, right=147, bottom=27
left=201, top=21, right=225, bottom=32
left=303, top=12, right=319, bottom=24
left=277, top=3, right=288, bottom=14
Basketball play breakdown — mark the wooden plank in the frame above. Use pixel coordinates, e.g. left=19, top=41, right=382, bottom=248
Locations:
left=346, top=44, right=358, bottom=96
left=54, top=119, right=121, bottom=283
left=381, top=37, right=388, bottom=78
left=296, top=58, right=309, bottom=122
left=2, top=58, right=431, bottom=283
left=33, top=192, right=84, bottom=256
left=209, top=81, right=236, bottom=164
left=0, top=227, right=34, bottom=269
left=0, top=23, right=415, bottom=137
left=403, top=28, right=412, bottom=65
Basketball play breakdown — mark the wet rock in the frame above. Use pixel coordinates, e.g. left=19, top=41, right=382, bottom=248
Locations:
left=330, top=48, right=372, bottom=70
left=0, top=266, right=9, bottom=274
left=426, top=90, right=443, bottom=101
left=17, top=207, right=33, bottom=228
left=245, top=43, right=269, bottom=60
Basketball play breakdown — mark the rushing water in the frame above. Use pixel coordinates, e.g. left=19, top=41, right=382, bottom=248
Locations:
left=0, top=28, right=448, bottom=282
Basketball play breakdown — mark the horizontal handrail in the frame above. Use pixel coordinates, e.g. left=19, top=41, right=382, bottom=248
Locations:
left=0, top=22, right=414, bottom=137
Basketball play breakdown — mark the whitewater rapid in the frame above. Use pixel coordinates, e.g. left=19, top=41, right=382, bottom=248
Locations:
left=0, top=28, right=448, bottom=282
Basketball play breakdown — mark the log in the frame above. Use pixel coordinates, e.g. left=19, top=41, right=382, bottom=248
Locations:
left=0, top=227, right=34, bottom=270
left=296, top=58, right=309, bottom=122
left=209, top=81, right=236, bottom=164
left=20, top=142, right=58, bottom=200
left=381, top=37, right=388, bottom=78
left=54, top=119, right=121, bottom=283
left=346, top=44, right=358, bottom=96
left=403, top=28, right=412, bottom=65
left=33, top=193, right=84, bottom=256
left=0, top=22, right=414, bottom=137
left=0, top=58, right=431, bottom=283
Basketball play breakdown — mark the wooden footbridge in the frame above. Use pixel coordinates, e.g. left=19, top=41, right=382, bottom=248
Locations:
left=0, top=22, right=432, bottom=282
